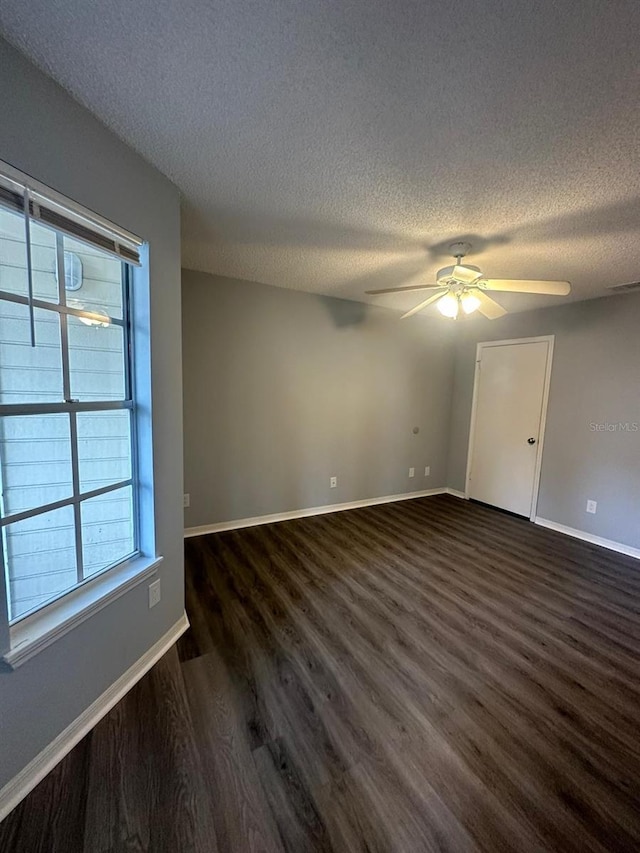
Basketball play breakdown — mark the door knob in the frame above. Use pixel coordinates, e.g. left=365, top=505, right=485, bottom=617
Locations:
left=527, top=437, right=536, bottom=445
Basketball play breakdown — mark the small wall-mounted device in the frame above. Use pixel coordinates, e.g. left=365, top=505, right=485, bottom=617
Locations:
left=54, top=250, right=83, bottom=291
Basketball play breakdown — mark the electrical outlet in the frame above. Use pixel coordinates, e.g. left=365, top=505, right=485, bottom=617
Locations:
left=408, top=467, right=415, bottom=478
left=424, top=466, right=430, bottom=477
left=148, top=579, right=161, bottom=609
left=183, top=493, right=190, bottom=508
left=330, top=476, right=337, bottom=488
left=586, top=499, right=597, bottom=514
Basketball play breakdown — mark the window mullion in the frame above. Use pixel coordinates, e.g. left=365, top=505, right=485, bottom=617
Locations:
left=123, top=266, right=140, bottom=555
left=0, top=289, right=124, bottom=328
left=0, top=401, right=133, bottom=417
left=69, top=413, right=84, bottom=584
left=0, top=479, right=133, bottom=528
left=56, top=235, right=84, bottom=583
left=56, top=234, right=71, bottom=402
left=122, top=265, right=132, bottom=402
left=0, top=526, right=11, bottom=651
left=0, top=421, right=11, bottom=633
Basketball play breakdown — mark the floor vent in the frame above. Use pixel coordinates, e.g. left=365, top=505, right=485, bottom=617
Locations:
left=606, top=281, right=640, bottom=293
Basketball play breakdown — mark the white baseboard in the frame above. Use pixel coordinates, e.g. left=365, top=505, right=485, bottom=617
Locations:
left=535, top=517, right=640, bottom=560
left=184, top=487, right=452, bottom=537
left=445, top=487, right=467, bottom=499
left=0, top=612, right=189, bottom=823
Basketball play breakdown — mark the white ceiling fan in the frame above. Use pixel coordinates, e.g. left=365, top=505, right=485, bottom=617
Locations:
left=366, top=242, right=571, bottom=319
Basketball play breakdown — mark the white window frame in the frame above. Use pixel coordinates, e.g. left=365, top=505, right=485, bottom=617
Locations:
left=0, top=162, right=161, bottom=668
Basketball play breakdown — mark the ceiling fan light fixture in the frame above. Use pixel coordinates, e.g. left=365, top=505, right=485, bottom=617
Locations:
left=460, top=292, right=481, bottom=314
left=437, top=292, right=459, bottom=319
left=369, top=242, right=571, bottom=321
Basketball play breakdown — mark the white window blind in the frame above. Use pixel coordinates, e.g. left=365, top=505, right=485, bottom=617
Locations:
left=0, top=167, right=142, bottom=266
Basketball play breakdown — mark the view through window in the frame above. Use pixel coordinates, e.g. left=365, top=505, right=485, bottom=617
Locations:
left=0, top=206, right=137, bottom=622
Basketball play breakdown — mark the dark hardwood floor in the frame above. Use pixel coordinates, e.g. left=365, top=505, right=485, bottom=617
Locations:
left=2, top=494, right=640, bottom=851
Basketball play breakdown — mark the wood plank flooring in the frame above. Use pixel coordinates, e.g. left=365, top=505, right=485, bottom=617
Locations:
left=1, top=494, right=639, bottom=851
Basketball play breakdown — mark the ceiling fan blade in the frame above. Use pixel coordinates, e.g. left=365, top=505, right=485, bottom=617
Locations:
left=482, top=279, right=571, bottom=295
left=366, top=284, right=444, bottom=295
left=452, top=264, right=483, bottom=284
left=400, top=291, right=446, bottom=319
left=476, top=290, right=508, bottom=319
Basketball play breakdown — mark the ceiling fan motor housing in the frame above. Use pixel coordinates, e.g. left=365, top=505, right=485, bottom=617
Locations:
left=436, top=264, right=482, bottom=287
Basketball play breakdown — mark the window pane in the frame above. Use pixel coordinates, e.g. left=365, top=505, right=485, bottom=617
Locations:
left=68, top=316, right=126, bottom=401
left=0, top=302, right=63, bottom=403
left=4, top=504, right=77, bottom=621
left=77, top=409, right=132, bottom=493
left=0, top=414, right=73, bottom=517
left=64, top=235, right=123, bottom=320
left=81, top=485, right=134, bottom=578
left=0, top=209, right=59, bottom=304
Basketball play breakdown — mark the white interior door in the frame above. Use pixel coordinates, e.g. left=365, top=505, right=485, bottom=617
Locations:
left=467, top=338, right=552, bottom=517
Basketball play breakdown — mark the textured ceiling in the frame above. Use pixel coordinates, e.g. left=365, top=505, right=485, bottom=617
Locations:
left=1, top=0, right=640, bottom=316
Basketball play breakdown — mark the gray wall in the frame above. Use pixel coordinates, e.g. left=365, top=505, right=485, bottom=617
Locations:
left=0, top=39, right=183, bottom=788
left=182, top=270, right=456, bottom=527
left=447, top=292, right=640, bottom=549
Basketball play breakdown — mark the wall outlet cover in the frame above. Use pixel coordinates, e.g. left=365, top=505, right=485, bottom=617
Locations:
left=183, top=493, right=190, bottom=508
left=408, top=467, right=415, bottom=478
left=330, top=476, right=337, bottom=488
left=586, top=499, right=597, bottom=514
left=149, top=579, right=161, bottom=608
left=424, top=466, right=430, bottom=477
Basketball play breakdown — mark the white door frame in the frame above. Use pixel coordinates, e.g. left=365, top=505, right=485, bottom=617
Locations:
left=465, top=335, right=555, bottom=521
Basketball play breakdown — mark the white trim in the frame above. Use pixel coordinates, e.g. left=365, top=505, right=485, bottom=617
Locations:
left=464, top=335, right=555, bottom=521
left=534, top=517, right=640, bottom=560
left=469, top=335, right=556, bottom=348
left=445, top=487, right=467, bottom=499
left=529, top=338, right=554, bottom=521
left=0, top=611, right=189, bottom=822
left=464, top=351, right=482, bottom=501
left=4, top=555, right=162, bottom=669
left=185, top=488, right=448, bottom=537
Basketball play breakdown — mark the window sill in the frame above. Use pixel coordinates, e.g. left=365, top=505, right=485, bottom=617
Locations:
left=3, top=555, right=162, bottom=669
